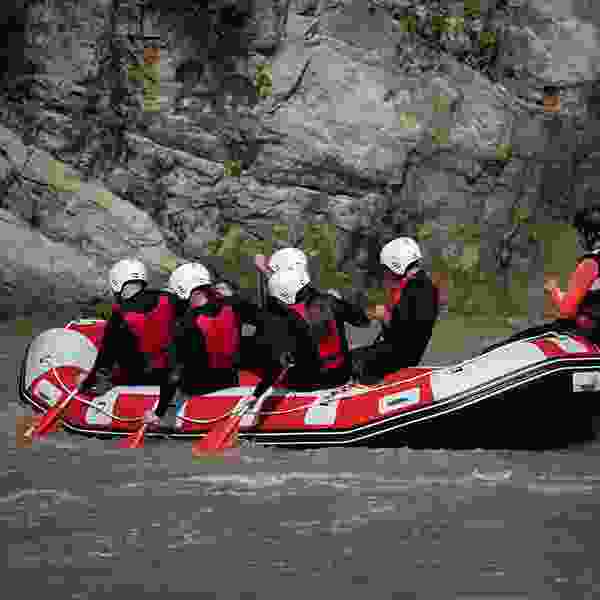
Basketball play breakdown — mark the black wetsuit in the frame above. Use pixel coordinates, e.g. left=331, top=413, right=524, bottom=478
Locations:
left=352, top=269, right=439, bottom=382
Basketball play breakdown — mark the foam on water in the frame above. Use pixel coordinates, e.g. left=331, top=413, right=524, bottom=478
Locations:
left=0, top=488, right=90, bottom=505
left=526, top=482, right=597, bottom=495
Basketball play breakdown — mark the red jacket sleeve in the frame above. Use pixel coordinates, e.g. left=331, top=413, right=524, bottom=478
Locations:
left=551, top=259, right=599, bottom=318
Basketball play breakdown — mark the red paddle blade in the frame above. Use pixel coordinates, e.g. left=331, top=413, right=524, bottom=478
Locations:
left=34, top=416, right=63, bottom=434
left=27, top=399, right=70, bottom=439
left=117, top=424, right=147, bottom=449
left=17, top=415, right=61, bottom=447
left=192, top=415, right=242, bottom=455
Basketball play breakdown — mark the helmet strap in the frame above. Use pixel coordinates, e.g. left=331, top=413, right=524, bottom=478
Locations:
left=405, top=259, right=421, bottom=276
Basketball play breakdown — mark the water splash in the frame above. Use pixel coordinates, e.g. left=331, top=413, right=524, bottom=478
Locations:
left=0, top=488, right=90, bottom=505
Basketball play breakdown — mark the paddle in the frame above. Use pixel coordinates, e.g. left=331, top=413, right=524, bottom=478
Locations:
left=117, top=421, right=148, bottom=449
left=17, top=415, right=62, bottom=448
left=257, top=263, right=267, bottom=308
left=238, top=263, right=270, bottom=422
left=24, top=383, right=80, bottom=440
left=192, top=363, right=292, bottom=455
left=116, top=387, right=179, bottom=450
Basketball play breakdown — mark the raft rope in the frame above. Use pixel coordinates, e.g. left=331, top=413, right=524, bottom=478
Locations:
left=49, top=366, right=439, bottom=425
left=44, top=330, right=561, bottom=426
left=50, top=366, right=236, bottom=424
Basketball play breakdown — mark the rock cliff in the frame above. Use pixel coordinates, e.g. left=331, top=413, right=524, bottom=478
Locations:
left=1, top=0, right=598, bottom=320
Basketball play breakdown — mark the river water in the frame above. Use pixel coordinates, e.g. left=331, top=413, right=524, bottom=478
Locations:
left=5, top=311, right=600, bottom=599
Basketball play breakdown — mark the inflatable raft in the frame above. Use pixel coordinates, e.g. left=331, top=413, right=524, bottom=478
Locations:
left=18, top=318, right=600, bottom=448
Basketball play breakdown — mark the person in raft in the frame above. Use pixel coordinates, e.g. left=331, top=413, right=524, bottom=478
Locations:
left=237, top=246, right=368, bottom=372
left=545, top=205, right=600, bottom=344
left=526, top=205, right=600, bottom=347
left=142, top=262, right=265, bottom=428
left=257, top=247, right=371, bottom=328
left=78, top=258, right=181, bottom=409
left=481, top=205, right=600, bottom=352
left=247, top=266, right=371, bottom=397
left=351, top=237, right=440, bottom=383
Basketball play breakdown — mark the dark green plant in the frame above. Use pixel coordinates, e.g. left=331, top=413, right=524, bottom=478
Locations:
left=463, top=0, right=481, bottom=19
left=255, top=64, right=272, bottom=99
left=224, top=160, right=242, bottom=177
left=479, top=30, right=497, bottom=49
left=302, top=222, right=353, bottom=290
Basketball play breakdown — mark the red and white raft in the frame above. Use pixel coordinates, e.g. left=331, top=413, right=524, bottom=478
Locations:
left=18, top=318, right=600, bottom=448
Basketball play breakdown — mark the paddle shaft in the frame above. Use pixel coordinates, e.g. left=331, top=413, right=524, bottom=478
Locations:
left=257, top=268, right=266, bottom=309
left=118, top=423, right=148, bottom=449
left=236, top=363, right=292, bottom=420
left=192, top=363, right=292, bottom=453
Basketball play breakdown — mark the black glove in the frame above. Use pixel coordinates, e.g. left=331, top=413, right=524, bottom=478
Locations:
left=279, top=351, right=296, bottom=368
left=140, top=353, right=155, bottom=378
left=351, top=355, right=365, bottom=380
left=350, top=347, right=372, bottom=381
left=167, top=365, right=183, bottom=386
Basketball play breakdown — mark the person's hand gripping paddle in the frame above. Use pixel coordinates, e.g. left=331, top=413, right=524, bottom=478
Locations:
left=117, top=371, right=181, bottom=449
left=192, top=363, right=292, bottom=455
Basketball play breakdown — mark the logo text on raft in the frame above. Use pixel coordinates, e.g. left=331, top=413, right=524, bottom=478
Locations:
left=379, top=388, right=421, bottom=414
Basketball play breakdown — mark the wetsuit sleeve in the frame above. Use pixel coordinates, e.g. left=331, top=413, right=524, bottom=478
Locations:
left=164, top=318, right=185, bottom=372
left=90, top=311, right=126, bottom=373
left=162, top=294, right=181, bottom=370
left=251, top=360, right=283, bottom=398
left=551, top=259, right=598, bottom=319
left=180, top=313, right=210, bottom=374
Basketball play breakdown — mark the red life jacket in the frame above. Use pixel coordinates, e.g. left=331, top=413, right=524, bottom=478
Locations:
left=575, top=251, right=600, bottom=330
left=383, top=277, right=412, bottom=324
left=194, top=304, right=241, bottom=370
left=112, top=293, right=176, bottom=370
left=288, top=302, right=344, bottom=370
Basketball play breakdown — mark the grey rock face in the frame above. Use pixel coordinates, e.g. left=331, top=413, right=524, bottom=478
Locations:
left=1, top=0, right=599, bottom=321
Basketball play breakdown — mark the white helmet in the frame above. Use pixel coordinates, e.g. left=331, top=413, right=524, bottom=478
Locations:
left=380, top=237, right=422, bottom=276
left=168, top=262, right=212, bottom=300
left=268, top=247, right=308, bottom=274
left=268, top=268, right=310, bottom=305
left=109, top=258, right=148, bottom=294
